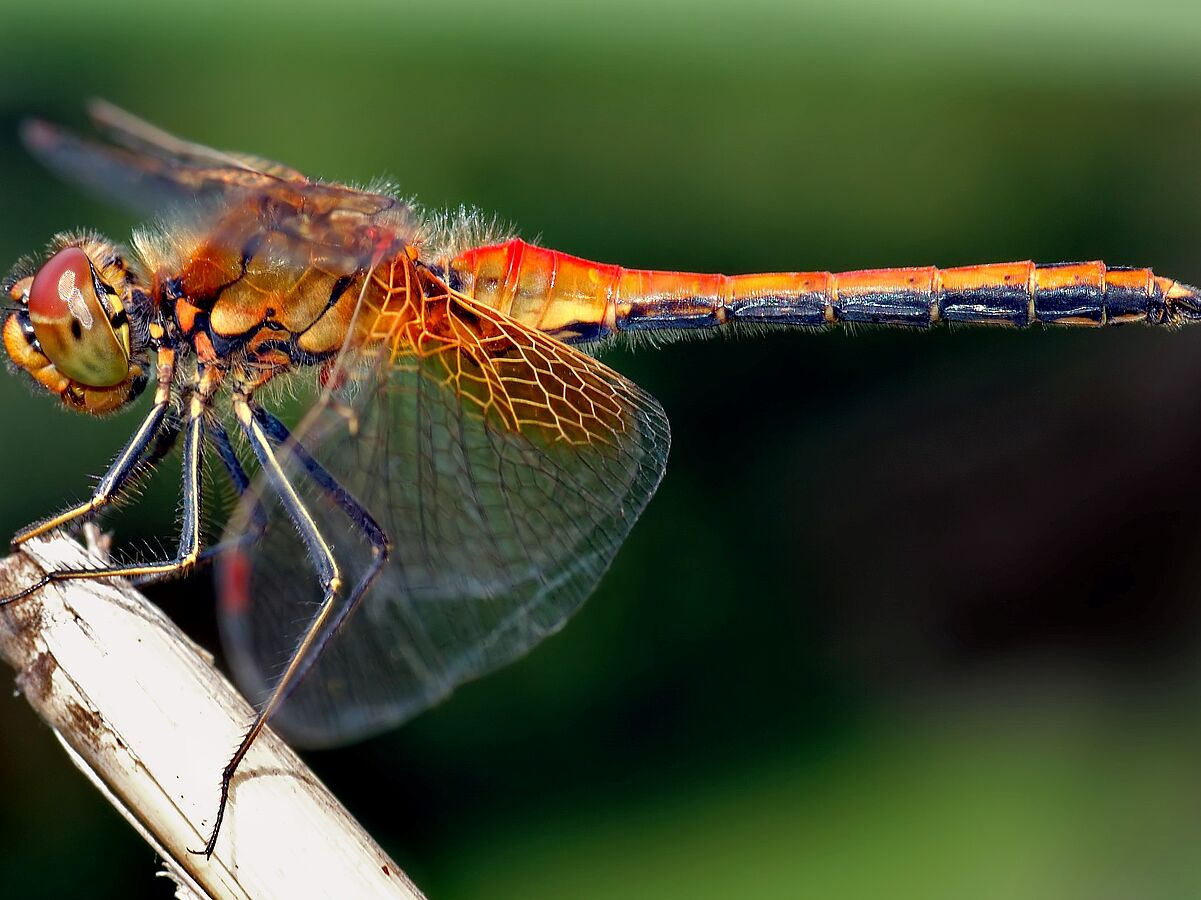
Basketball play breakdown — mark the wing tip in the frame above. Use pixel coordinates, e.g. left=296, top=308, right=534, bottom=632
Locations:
left=86, top=97, right=141, bottom=135
left=85, top=96, right=115, bottom=119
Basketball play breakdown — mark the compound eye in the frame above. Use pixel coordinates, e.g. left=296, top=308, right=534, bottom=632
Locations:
left=27, top=246, right=130, bottom=387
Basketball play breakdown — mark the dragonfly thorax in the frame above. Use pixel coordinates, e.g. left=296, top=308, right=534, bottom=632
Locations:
left=3, top=232, right=150, bottom=415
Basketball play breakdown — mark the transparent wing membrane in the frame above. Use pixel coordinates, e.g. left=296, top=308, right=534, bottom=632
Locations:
left=86, top=99, right=310, bottom=183
left=218, top=290, right=670, bottom=746
left=22, top=102, right=404, bottom=221
left=19, top=118, right=247, bottom=216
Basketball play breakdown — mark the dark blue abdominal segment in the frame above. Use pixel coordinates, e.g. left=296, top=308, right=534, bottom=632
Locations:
left=609, top=260, right=1198, bottom=334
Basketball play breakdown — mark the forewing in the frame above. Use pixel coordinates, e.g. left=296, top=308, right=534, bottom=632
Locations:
left=22, top=101, right=402, bottom=220
left=86, top=98, right=310, bottom=182
left=22, top=119, right=240, bottom=216
left=217, top=291, right=671, bottom=747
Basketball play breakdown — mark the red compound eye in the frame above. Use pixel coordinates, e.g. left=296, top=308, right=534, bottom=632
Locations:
left=29, top=247, right=95, bottom=326
left=27, top=247, right=129, bottom=387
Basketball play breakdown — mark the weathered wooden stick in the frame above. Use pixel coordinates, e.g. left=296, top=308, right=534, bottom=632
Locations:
left=0, top=535, right=424, bottom=900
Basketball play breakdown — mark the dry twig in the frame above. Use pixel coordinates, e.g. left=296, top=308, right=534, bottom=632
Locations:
left=0, top=534, right=424, bottom=900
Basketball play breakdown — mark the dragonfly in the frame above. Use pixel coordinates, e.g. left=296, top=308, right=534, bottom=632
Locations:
left=2, top=101, right=1199, bottom=857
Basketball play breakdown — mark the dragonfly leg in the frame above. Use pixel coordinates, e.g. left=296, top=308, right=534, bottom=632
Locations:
left=131, top=419, right=269, bottom=587
left=251, top=403, right=387, bottom=556
left=1, top=372, right=211, bottom=607
left=201, top=393, right=348, bottom=858
left=249, top=403, right=390, bottom=700
left=198, top=398, right=390, bottom=857
left=81, top=416, right=183, bottom=564
left=137, top=411, right=183, bottom=468
left=10, top=347, right=178, bottom=550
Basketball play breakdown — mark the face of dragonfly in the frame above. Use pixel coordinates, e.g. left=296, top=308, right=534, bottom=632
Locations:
left=3, top=234, right=149, bottom=415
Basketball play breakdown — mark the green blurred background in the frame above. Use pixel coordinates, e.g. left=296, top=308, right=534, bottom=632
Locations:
left=4, top=1, right=1201, bottom=897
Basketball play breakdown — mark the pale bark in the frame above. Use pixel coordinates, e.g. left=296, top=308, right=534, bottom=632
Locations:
left=0, top=535, right=424, bottom=900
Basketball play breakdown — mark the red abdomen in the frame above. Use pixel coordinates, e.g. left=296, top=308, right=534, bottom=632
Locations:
left=450, top=239, right=1201, bottom=341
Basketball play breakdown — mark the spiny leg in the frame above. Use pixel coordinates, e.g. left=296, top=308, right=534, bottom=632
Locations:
left=68, top=390, right=190, bottom=557
left=201, top=392, right=346, bottom=858
left=198, top=419, right=270, bottom=563
left=250, top=403, right=389, bottom=704
left=81, top=416, right=182, bottom=564
left=137, top=379, right=196, bottom=469
left=1, top=366, right=215, bottom=606
left=138, top=413, right=183, bottom=470
left=132, top=419, right=269, bottom=587
left=31, top=378, right=193, bottom=563
left=49, top=391, right=188, bottom=566
left=252, top=404, right=386, bottom=556
left=10, top=347, right=177, bottom=550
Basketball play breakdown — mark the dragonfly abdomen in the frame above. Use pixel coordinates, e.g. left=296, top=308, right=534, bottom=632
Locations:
left=724, top=262, right=1198, bottom=329
left=449, top=241, right=1201, bottom=342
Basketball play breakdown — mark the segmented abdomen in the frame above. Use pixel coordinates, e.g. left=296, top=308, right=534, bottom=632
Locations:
left=448, top=240, right=1201, bottom=342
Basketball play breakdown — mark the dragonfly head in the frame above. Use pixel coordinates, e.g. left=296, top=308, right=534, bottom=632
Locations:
left=3, top=233, right=149, bottom=415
